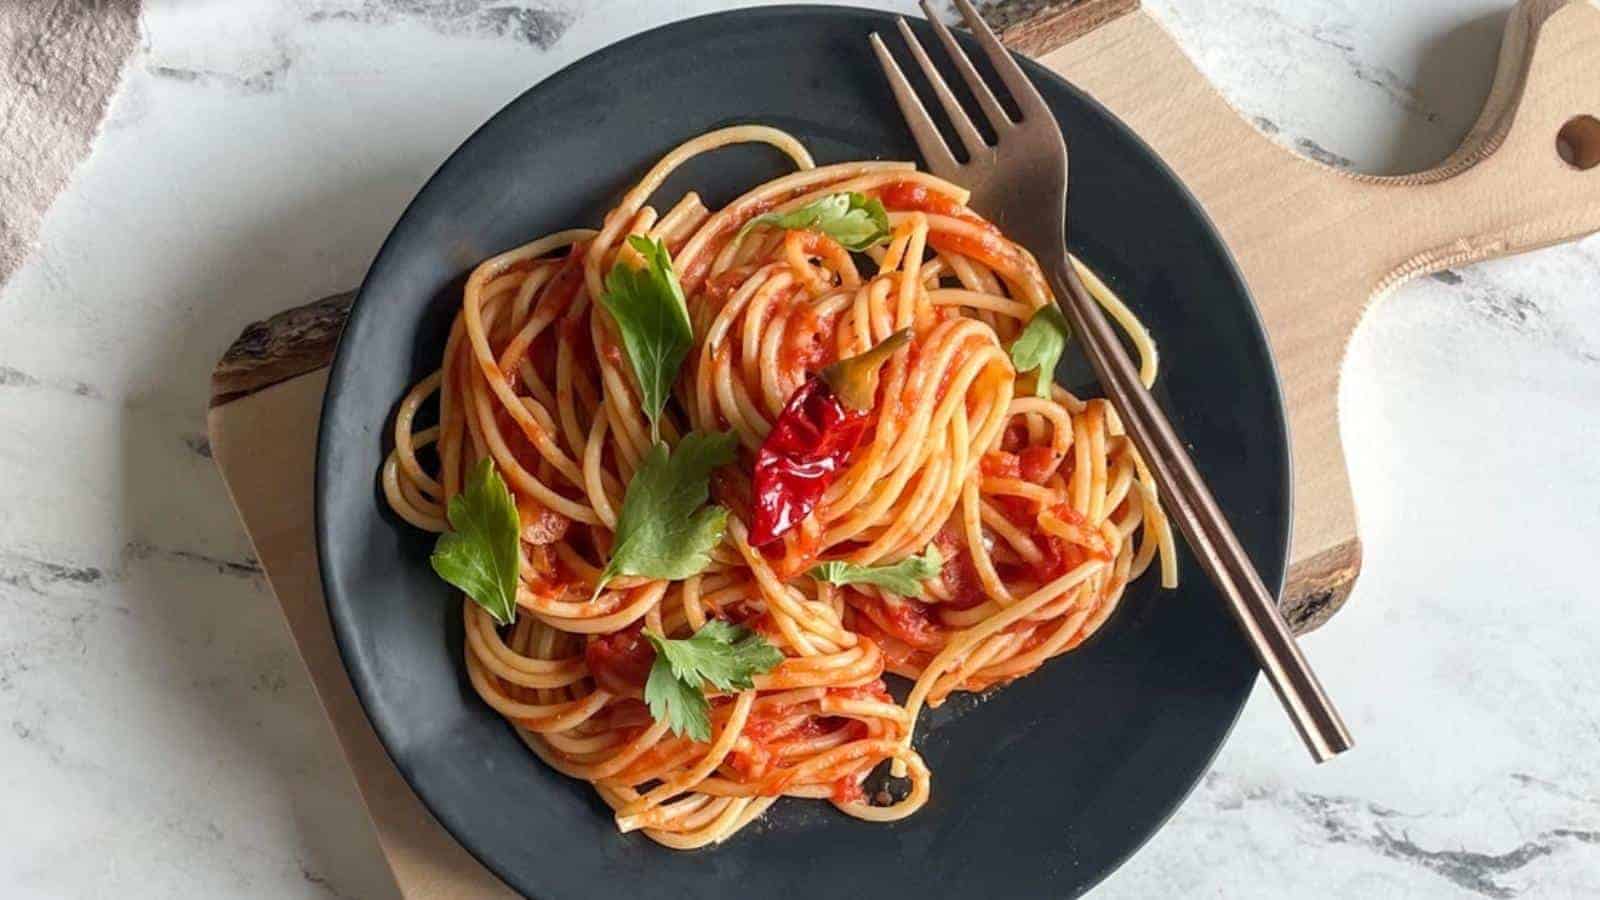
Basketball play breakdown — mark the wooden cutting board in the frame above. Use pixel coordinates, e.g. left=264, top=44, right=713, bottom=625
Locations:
left=207, top=1, right=1600, bottom=895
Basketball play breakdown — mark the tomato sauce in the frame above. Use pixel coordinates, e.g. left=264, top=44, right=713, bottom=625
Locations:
left=932, top=523, right=988, bottom=611
left=875, top=180, right=1015, bottom=269
left=498, top=410, right=544, bottom=472
left=1019, top=446, right=1058, bottom=483
left=542, top=248, right=587, bottom=317
left=1023, top=533, right=1086, bottom=586
left=557, top=312, right=589, bottom=353
left=779, top=302, right=836, bottom=376
left=1000, top=422, right=1028, bottom=452
left=723, top=600, right=778, bottom=638
left=894, top=347, right=956, bottom=418
left=989, top=504, right=1109, bottom=587
left=855, top=590, right=945, bottom=647
left=679, top=254, right=712, bottom=293
left=594, top=699, right=652, bottom=736
left=764, top=523, right=823, bottom=578
left=521, top=543, right=572, bottom=600
left=991, top=493, right=1036, bottom=529
left=725, top=742, right=772, bottom=781
left=703, top=266, right=753, bottom=307
left=709, top=468, right=750, bottom=526
left=727, top=695, right=869, bottom=792
left=502, top=250, right=588, bottom=384
left=787, top=229, right=837, bottom=257
left=852, top=615, right=935, bottom=671
left=584, top=626, right=653, bottom=696
left=831, top=679, right=893, bottom=704
left=832, top=777, right=867, bottom=805
left=981, top=450, right=1022, bottom=480
left=518, top=496, right=570, bottom=545
left=1010, top=622, right=1054, bottom=656
left=876, top=181, right=977, bottom=221
left=739, top=198, right=777, bottom=226
left=927, top=231, right=1015, bottom=271
left=1047, top=504, right=1112, bottom=561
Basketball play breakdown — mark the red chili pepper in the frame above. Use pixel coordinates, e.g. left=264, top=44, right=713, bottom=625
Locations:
left=749, top=330, right=910, bottom=546
left=749, top=377, right=869, bottom=546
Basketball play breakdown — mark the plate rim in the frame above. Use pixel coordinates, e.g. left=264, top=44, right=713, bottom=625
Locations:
left=315, top=5, right=1292, bottom=896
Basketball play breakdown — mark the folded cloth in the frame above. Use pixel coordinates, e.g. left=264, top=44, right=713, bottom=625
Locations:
left=0, top=0, right=140, bottom=285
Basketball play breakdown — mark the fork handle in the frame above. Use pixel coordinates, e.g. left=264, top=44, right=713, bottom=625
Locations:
left=1046, top=253, right=1354, bottom=762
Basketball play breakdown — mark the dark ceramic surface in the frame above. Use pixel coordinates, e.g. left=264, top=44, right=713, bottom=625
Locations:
left=317, top=7, right=1290, bottom=898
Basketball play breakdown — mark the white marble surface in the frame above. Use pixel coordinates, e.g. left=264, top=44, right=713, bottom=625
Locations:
left=1, top=1, right=1597, bottom=897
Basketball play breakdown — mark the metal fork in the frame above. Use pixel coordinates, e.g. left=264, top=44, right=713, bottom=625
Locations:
left=871, top=0, right=1352, bottom=762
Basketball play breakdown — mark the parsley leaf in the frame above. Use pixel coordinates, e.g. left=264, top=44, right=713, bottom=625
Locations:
left=739, top=192, right=892, bottom=252
left=430, top=458, right=521, bottom=625
left=599, top=235, right=694, bottom=444
left=810, top=545, right=944, bottom=597
left=643, top=621, right=785, bottom=741
left=593, top=431, right=738, bottom=600
left=1009, top=305, right=1072, bottom=399
left=651, top=621, right=784, bottom=691
left=642, top=657, right=710, bottom=742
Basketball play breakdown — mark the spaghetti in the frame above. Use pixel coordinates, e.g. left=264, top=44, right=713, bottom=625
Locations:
left=381, top=125, right=1177, bottom=848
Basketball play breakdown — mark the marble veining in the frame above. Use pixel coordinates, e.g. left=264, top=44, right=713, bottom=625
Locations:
left=0, top=363, right=99, bottom=398
left=1199, top=770, right=1600, bottom=899
left=307, top=1, right=576, bottom=49
left=148, top=51, right=294, bottom=94
left=0, top=1, right=1595, bottom=897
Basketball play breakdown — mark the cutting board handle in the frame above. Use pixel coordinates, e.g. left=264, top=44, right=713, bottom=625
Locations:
left=1038, top=0, right=1600, bottom=630
left=1347, top=0, right=1600, bottom=291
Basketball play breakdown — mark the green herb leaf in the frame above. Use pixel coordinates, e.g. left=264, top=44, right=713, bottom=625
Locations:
left=643, top=621, right=785, bottom=741
left=650, top=621, right=785, bottom=691
left=430, top=458, right=521, bottom=625
left=810, top=545, right=944, bottom=597
left=643, top=656, right=711, bottom=742
left=1009, top=305, right=1072, bottom=399
left=739, top=192, right=892, bottom=252
left=599, top=235, right=694, bottom=444
left=593, top=431, right=738, bottom=600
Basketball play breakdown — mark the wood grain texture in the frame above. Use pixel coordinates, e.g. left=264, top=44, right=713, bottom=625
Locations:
left=209, top=374, right=515, bottom=900
left=211, top=291, right=353, bottom=406
left=984, top=0, right=1139, bottom=55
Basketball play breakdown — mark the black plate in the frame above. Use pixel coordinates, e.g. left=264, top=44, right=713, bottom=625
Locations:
left=317, top=7, right=1289, bottom=899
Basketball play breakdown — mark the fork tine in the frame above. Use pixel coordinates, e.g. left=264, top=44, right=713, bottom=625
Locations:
left=949, top=0, right=1051, bottom=120
left=894, top=18, right=988, bottom=160
left=869, top=32, right=960, bottom=177
left=918, top=0, right=1012, bottom=133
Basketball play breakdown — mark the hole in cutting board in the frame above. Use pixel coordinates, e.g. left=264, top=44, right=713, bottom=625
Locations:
left=1556, top=115, right=1600, bottom=170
